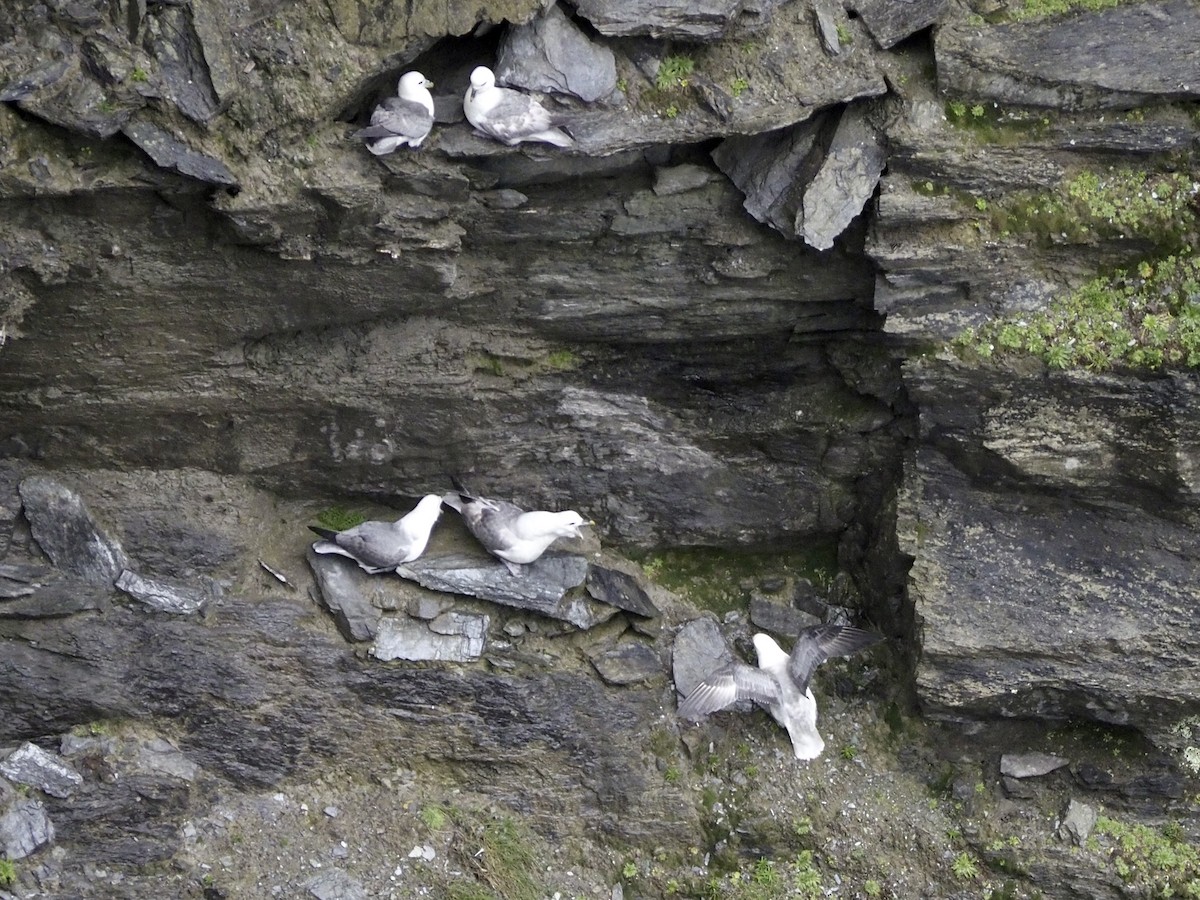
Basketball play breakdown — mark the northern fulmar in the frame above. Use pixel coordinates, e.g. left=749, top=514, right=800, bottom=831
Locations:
left=309, top=494, right=443, bottom=573
left=677, top=624, right=882, bottom=760
left=354, top=71, right=435, bottom=154
left=463, top=66, right=573, bottom=148
left=442, top=481, right=586, bottom=575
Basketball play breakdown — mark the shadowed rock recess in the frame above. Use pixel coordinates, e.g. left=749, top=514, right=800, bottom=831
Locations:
left=2, top=0, right=1199, bottom=896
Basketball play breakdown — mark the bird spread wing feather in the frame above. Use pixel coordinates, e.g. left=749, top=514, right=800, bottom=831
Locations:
left=787, top=625, right=882, bottom=693
left=677, top=663, right=780, bottom=720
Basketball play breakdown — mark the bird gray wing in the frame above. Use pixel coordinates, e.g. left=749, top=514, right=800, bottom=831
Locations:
left=356, top=97, right=432, bottom=140
left=479, top=90, right=554, bottom=141
left=677, top=663, right=780, bottom=720
left=788, top=625, right=882, bottom=693
left=336, top=520, right=403, bottom=568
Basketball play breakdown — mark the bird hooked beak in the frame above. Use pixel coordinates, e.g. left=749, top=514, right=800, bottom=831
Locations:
left=425, top=79, right=434, bottom=89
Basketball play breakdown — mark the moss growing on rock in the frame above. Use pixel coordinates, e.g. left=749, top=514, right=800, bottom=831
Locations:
left=954, top=252, right=1200, bottom=371
left=1092, top=814, right=1200, bottom=897
left=638, top=545, right=838, bottom=615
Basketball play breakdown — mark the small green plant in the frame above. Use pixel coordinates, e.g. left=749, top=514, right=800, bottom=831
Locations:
left=952, top=852, right=979, bottom=880
left=656, top=55, right=695, bottom=90
left=315, top=506, right=366, bottom=531
left=1093, top=814, right=1200, bottom=896
left=616, top=77, right=628, bottom=94
left=544, top=349, right=578, bottom=370
left=622, top=861, right=638, bottom=879
left=420, top=805, right=448, bottom=830
left=974, top=197, right=989, bottom=211
left=864, top=879, right=882, bottom=897
left=839, top=745, right=858, bottom=760
left=664, top=104, right=680, bottom=119
left=730, top=77, right=750, bottom=97
left=789, top=849, right=822, bottom=897
left=752, top=857, right=778, bottom=885
left=947, top=100, right=967, bottom=120
left=0, top=858, right=14, bottom=887
left=474, top=817, right=540, bottom=900
left=1007, top=0, right=1126, bottom=21
left=835, top=23, right=852, bottom=45
left=664, top=765, right=681, bottom=784
left=130, top=67, right=149, bottom=83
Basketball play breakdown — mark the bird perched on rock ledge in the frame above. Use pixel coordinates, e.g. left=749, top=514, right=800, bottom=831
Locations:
left=309, top=494, right=443, bottom=573
left=353, top=71, right=435, bottom=154
left=443, top=479, right=587, bottom=575
left=677, top=624, right=882, bottom=760
left=463, top=66, right=574, bottom=148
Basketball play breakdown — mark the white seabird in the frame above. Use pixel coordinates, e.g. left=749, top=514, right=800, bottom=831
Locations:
left=677, top=624, right=882, bottom=760
left=309, top=494, right=443, bottom=573
left=463, top=66, right=573, bottom=148
left=353, top=71, right=435, bottom=154
left=442, top=481, right=586, bottom=575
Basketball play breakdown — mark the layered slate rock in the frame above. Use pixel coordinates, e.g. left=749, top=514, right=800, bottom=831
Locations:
left=18, top=477, right=129, bottom=585
left=936, top=0, right=1200, bottom=109
left=0, top=742, right=83, bottom=799
left=572, top=0, right=749, bottom=40
left=396, top=553, right=611, bottom=630
left=902, top=360, right=1200, bottom=751
left=496, top=3, right=618, bottom=102
left=849, top=0, right=948, bottom=49
left=371, top=611, right=488, bottom=662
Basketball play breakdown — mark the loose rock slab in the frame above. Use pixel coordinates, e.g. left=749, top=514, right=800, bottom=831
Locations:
left=115, top=568, right=214, bottom=615
left=0, top=797, right=55, bottom=860
left=397, top=553, right=614, bottom=630
left=371, top=612, right=489, bottom=663
left=671, top=617, right=737, bottom=698
left=589, top=641, right=663, bottom=685
left=18, top=476, right=129, bottom=584
left=0, top=741, right=83, bottom=798
left=497, top=3, right=617, bottom=102
left=1000, top=752, right=1069, bottom=779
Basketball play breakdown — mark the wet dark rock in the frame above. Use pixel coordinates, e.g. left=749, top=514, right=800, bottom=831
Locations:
left=121, top=119, right=238, bottom=188
left=496, top=3, right=617, bottom=102
left=849, top=0, right=948, bottom=49
left=115, top=568, right=215, bottom=615
left=0, top=796, right=55, bottom=860
left=1000, top=752, right=1069, bottom=779
left=0, top=742, right=83, bottom=798
left=306, top=549, right=384, bottom=641
left=397, top=553, right=611, bottom=629
left=18, top=477, right=129, bottom=585
left=712, top=114, right=827, bottom=236
left=936, top=0, right=1200, bottom=109
left=370, top=610, right=489, bottom=663
left=0, top=566, right=110, bottom=618
left=585, top=565, right=660, bottom=618
left=572, top=0, right=746, bottom=39
left=588, top=640, right=663, bottom=685
left=749, top=595, right=821, bottom=636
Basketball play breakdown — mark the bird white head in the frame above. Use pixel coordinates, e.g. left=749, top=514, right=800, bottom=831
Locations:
left=751, top=633, right=790, bottom=670
left=398, top=71, right=433, bottom=94
left=555, top=510, right=586, bottom=538
left=469, top=66, right=496, bottom=92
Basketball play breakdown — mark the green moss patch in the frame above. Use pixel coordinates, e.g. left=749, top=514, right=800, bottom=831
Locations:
left=638, top=545, right=838, bottom=615
left=955, top=252, right=1200, bottom=371
left=1092, top=815, right=1200, bottom=897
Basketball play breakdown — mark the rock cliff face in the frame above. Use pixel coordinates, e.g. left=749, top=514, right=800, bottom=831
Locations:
left=1, top=0, right=1199, bottom=896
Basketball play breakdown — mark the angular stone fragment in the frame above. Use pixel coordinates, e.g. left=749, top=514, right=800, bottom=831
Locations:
left=1000, top=752, right=1069, bottom=779
left=849, top=0, right=948, bottom=49
left=370, top=612, right=488, bottom=663
left=137, top=738, right=200, bottom=782
left=0, top=797, right=55, bottom=859
left=749, top=596, right=821, bottom=636
left=586, top=566, right=659, bottom=618
left=397, top=553, right=613, bottom=630
left=115, top=568, right=214, bottom=615
left=572, top=0, right=746, bottom=39
left=497, top=3, right=617, bottom=102
left=307, top=550, right=383, bottom=642
left=589, top=641, right=663, bottom=685
left=306, top=868, right=368, bottom=900
left=798, top=103, right=887, bottom=251
left=712, top=116, right=825, bottom=235
left=0, top=742, right=83, bottom=798
left=1058, top=798, right=1097, bottom=846
left=18, top=476, right=129, bottom=585
left=121, top=119, right=238, bottom=189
